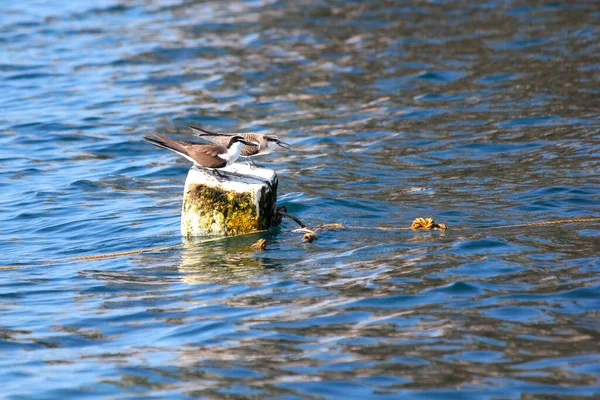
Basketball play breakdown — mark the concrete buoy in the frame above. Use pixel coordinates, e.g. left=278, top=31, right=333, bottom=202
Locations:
left=181, top=163, right=278, bottom=238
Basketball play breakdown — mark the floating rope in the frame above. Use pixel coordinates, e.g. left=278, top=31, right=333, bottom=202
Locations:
left=1, top=214, right=598, bottom=270
left=283, top=212, right=600, bottom=242
left=0, top=233, right=267, bottom=270
left=411, top=217, right=447, bottom=231
left=70, top=243, right=184, bottom=261
left=485, top=217, right=600, bottom=230
left=291, top=217, right=447, bottom=242
left=250, top=238, right=267, bottom=251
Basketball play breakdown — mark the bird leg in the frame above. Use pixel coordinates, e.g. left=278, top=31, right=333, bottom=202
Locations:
left=211, top=168, right=229, bottom=180
left=248, top=157, right=262, bottom=169
left=244, top=158, right=257, bottom=170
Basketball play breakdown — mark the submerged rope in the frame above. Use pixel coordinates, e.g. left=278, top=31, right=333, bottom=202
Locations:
left=69, top=243, right=184, bottom=261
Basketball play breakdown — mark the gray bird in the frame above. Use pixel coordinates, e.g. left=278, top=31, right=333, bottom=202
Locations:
left=189, top=125, right=290, bottom=167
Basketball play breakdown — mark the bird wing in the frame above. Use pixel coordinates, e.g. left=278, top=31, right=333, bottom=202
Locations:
left=189, top=126, right=234, bottom=147
left=187, top=144, right=228, bottom=168
left=195, top=135, right=231, bottom=147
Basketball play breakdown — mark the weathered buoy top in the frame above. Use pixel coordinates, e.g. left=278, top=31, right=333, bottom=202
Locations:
left=187, top=163, right=277, bottom=189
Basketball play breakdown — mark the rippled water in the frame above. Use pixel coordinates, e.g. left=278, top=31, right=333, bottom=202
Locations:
left=1, top=1, right=600, bottom=398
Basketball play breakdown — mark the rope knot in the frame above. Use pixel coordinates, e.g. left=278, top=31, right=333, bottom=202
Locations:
left=271, top=205, right=288, bottom=226
left=303, top=231, right=318, bottom=243
left=250, top=238, right=267, bottom=251
left=411, top=217, right=447, bottom=231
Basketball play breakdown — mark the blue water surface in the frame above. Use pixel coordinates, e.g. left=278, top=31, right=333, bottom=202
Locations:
left=1, top=0, right=599, bottom=398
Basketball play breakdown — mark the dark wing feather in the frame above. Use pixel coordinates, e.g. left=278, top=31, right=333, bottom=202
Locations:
left=187, top=144, right=228, bottom=168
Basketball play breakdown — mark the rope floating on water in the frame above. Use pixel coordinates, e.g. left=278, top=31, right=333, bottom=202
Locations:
left=411, top=217, right=447, bottom=231
left=289, top=215, right=448, bottom=242
left=284, top=213, right=600, bottom=242
left=0, top=214, right=598, bottom=270
left=485, top=217, right=600, bottom=229
left=250, top=238, right=267, bottom=251
left=0, top=234, right=266, bottom=270
left=70, top=243, right=184, bottom=261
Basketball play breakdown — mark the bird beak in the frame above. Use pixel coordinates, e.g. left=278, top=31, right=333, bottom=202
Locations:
left=275, top=139, right=291, bottom=149
left=240, top=139, right=258, bottom=146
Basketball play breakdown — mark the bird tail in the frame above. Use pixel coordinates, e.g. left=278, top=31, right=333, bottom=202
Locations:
left=188, top=125, right=230, bottom=137
left=143, top=132, right=190, bottom=159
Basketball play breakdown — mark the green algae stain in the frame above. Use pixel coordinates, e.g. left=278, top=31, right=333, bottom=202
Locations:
left=182, top=184, right=262, bottom=236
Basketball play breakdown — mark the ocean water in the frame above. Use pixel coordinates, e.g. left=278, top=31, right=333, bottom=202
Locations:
left=1, top=0, right=599, bottom=398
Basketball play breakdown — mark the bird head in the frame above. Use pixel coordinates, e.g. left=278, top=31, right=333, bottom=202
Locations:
left=265, top=135, right=291, bottom=149
left=228, top=135, right=258, bottom=148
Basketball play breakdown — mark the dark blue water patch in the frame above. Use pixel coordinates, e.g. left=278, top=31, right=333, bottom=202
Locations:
left=216, top=384, right=266, bottom=397
left=163, top=320, right=235, bottom=343
left=356, top=374, right=411, bottom=387
left=25, top=385, right=122, bottom=400
left=339, top=294, right=431, bottom=310
left=397, top=387, right=517, bottom=400
left=120, top=73, right=211, bottom=88
left=373, top=76, right=414, bottom=93
left=512, top=199, right=576, bottom=212
left=485, top=378, right=600, bottom=397
left=555, top=285, right=600, bottom=303
left=497, top=115, right=579, bottom=128
left=412, top=70, right=467, bottom=83
left=454, top=141, right=544, bottom=154
left=450, top=237, right=533, bottom=255
left=445, top=350, right=507, bottom=363
left=302, top=85, right=337, bottom=95
left=484, top=306, right=551, bottom=323
left=277, top=379, right=384, bottom=399
left=184, top=21, right=257, bottom=35
left=256, top=310, right=373, bottom=331
left=10, top=122, right=79, bottom=135
left=514, top=186, right=595, bottom=200
left=568, top=360, right=600, bottom=375
left=512, top=354, right=599, bottom=372
left=0, top=63, right=47, bottom=72
left=578, top=229, right=600, bottom=237
left=414, top=92, right=469, bottom=102
left=477, top=73, right=523, bottom=85
left=98, top=366, right=182, bottom=394
left=70, top=179, right=101, bottom=192
left=204, top=366, right=264, bottom=380
left=7, top=72, right=62, bottom=81
left=488, top=37, right=552, bottom=51
left=115, top=46, right=228, bottom=68
left=425, top=281, right=484, bottom=297
left=578, top=63, right=600, bottom=72
left=446, top=259, right=527, bottom=278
